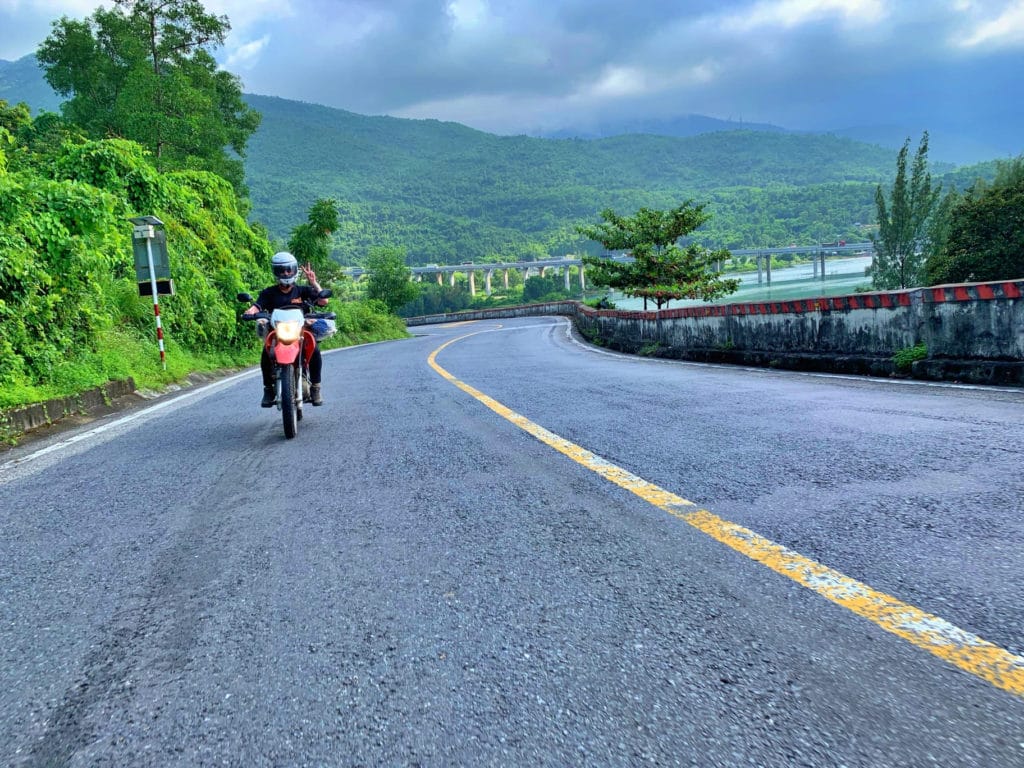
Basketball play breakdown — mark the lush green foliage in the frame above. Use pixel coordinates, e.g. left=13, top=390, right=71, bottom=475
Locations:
left=893, top=343, right=928, bottom=372
left=287, top=197, right=340, bottom=275
left=243, top=95, right=911, bottom=264
left=364, top=246, right=419, bottom=313
left=870, top=133, right=940, bottom=289
left=0, top=100, right=406, bottom=410
left=4, top=64, right=1006, bottom=271
left=924, top=158, right=1024, bottom=284
left=579, top=205, right=739, bottom=310
left=36, top=0, right=260, bottom=195
left=521, top=274, right=569, bottom=303
left=395, top=268, right=573, bottom=316
left=398, top=282, right=476, bottom=317
left=582, top=296, right=615, bottom=309
left=321, top=298, right=409, bottom=349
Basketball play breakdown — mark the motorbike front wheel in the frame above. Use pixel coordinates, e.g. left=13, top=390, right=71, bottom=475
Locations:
left=280, top=363, right=298, bottom=439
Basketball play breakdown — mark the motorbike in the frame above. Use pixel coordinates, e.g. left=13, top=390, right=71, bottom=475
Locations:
left=238, top=290, right=335, bottom=439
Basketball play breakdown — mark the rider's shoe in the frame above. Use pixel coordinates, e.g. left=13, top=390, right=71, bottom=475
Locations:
left=310, top=384, right=323, bottom=406
left=261, top=386, right=275, bottom=408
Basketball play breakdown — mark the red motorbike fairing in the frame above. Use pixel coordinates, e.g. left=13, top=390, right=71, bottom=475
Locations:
left=264, top=328, right=317, bottom=366
left=301, top=329, right=316, bottom=366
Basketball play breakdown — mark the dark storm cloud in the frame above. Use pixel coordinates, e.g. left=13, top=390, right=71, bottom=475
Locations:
left=3, top=0, right=1024, bottom=147
left=244, top=1, right=988, bottom=130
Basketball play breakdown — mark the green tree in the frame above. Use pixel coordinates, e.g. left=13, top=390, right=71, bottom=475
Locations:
left=288, top=197, right=339, bottom=275
left=924, top=157, right=1024, bottom=284
left=37, top=0, right=260, bottom=194
left=522, top=274, right=566, bottom=302
left=577, top=204, right=738, bottom=310
left=869, top=132, right=940, bottom=289
left=365, top=246, right=419, bottom=313
left=919, top=188, right=960, bottom=279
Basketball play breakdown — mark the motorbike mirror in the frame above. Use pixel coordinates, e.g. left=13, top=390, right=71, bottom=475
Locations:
left=237, top=292, right=254, bottom=303
left=317, top=289, right=333, bottom=299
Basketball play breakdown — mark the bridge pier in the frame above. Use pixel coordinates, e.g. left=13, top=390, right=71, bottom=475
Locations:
left=564, top=267, right=571, bottom=292
left=469, top=270, right=476, bottom=296
left=485, top=269, right=494, bottom=296
left=449, top=271, right=456, bottom=287
left=503, top=269, right=510, bottom=290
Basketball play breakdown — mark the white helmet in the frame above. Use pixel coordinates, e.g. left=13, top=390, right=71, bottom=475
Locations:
left=271, top=251, right=298, bottom=286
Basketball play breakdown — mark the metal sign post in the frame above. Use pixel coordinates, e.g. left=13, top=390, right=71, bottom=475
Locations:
left=129, top=216, right=173, bottom=370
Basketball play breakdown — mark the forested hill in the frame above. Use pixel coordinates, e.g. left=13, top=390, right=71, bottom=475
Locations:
left=0, top=52, right=988, bottom=266
left=243, top=94, right=902, bottom=264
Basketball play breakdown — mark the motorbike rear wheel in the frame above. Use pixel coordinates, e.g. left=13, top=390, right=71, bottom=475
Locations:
left=280, top=363, right=298, bottom=439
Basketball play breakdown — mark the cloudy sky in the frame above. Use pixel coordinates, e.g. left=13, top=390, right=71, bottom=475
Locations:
left=2, top=0, right=1023, bottom=143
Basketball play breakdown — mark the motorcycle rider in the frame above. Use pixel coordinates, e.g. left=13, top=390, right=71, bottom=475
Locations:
left=243, top=251, right=329, bottom=407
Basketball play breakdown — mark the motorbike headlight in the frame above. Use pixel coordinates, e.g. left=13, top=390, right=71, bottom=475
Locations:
left=275, top=320, right=302, bottom=343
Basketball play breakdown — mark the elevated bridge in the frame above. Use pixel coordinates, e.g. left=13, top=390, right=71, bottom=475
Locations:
left=343, top=242, right=874, bottom=296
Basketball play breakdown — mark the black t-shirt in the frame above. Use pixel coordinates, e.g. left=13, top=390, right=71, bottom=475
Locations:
left=254, top=284, right=319, bottom=313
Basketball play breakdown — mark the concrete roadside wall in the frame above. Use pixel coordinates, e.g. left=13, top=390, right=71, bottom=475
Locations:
left=404, top=279, right=1024, bottom=385
left=0, top=378, right=137, bottom=444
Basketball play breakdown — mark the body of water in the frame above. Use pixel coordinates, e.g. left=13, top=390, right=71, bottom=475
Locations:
left=608, top=256, right=875, bottom=310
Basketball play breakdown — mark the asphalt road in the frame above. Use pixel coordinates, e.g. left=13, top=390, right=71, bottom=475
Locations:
left=1, top=317, right=1022, bottom=767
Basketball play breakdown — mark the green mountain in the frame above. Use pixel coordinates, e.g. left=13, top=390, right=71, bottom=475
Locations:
left=3, top=55, right=999, bottom=266
left=0, top=54, right=61, bottom=113
left=243, top=94, right=900, bottom=264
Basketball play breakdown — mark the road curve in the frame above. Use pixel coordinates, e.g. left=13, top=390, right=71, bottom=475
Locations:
left=1, top=317, right=1022, bottom=767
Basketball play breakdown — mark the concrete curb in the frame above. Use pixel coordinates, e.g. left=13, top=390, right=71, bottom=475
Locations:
left=0, top=368, right=255, bottom=449
left=0, top=379, right=138, bottom=444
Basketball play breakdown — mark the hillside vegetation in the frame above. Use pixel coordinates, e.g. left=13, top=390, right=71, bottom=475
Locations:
left=244, top=95, right=902, bottom=263
left=2, top=57, right=1001, bottom=269
left=0, top=102, right=408, bottom=413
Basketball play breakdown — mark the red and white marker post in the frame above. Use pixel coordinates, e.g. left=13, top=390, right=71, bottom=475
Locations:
left=130, top=216, right=172, bottom=371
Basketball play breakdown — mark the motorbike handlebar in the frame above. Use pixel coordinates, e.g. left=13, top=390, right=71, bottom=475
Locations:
left=240, top=311, right=335, bottom=321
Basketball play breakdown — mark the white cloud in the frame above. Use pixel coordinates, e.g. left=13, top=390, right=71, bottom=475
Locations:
left=721, top=0, right=887, bottom=32
left=958, top=0, right=1024, bottom=48
left=586, top=61, right=718, bottom=100
left=204, top=0, right=295, bottom=31
left=448, top=0, right=488, bottom=30
left=225, top=34, right=269, bottom=69
left=588, top=66, right=647, bottom=98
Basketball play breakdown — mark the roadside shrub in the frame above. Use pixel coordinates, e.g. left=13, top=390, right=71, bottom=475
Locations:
left=893, top=343, right=928, bottom=372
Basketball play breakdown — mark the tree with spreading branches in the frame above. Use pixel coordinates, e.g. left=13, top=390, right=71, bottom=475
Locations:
left=364, top=246, right=419, bottom=314
left=288, top=197, right=340, bottom=276
left=37, top=0, right=260, bottom=194
left=577, top=203, right=738, bottom=310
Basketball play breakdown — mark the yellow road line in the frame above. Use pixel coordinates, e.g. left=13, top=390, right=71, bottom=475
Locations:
left=428, top=331, right=1024, bottom=698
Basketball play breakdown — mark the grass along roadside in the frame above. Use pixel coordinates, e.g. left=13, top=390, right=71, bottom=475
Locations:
left=0, top=304, right=410, bottom=443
